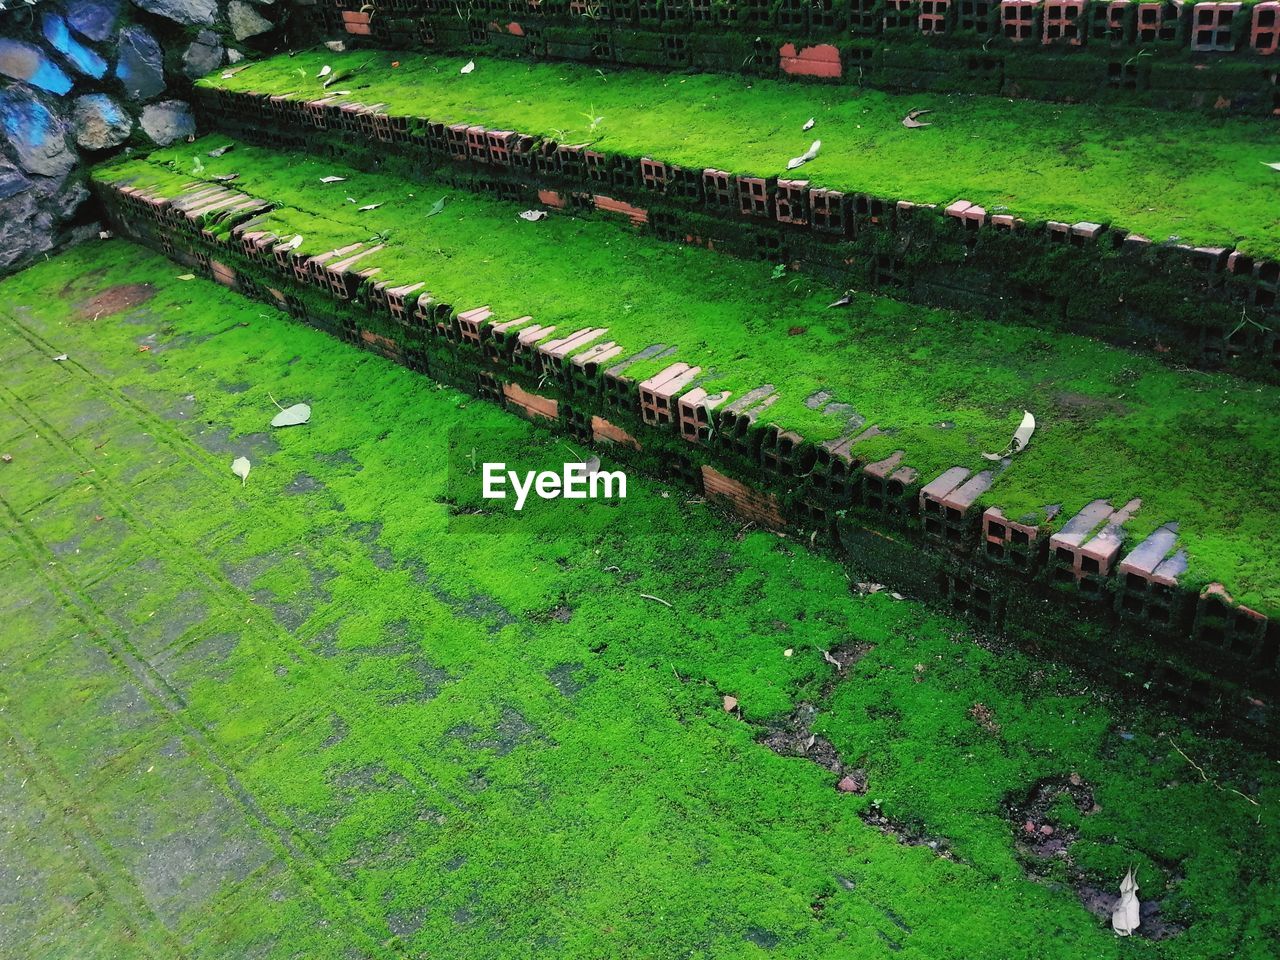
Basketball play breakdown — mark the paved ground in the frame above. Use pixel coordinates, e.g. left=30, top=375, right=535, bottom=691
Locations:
left=1, top=241, right=1276, bottom=959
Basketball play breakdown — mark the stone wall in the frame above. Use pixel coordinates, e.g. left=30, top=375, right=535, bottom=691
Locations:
left=0, top=0, right=290, bottom=275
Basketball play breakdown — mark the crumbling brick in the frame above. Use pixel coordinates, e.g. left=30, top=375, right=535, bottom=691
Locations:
left=810, top=188, right=850, bottom=235
left=701, top=465, right=787, bottom=530
left=640, top=157, right=669, bottom=193
left=591, top=415, right=641, bottom=449
left=593, top=195, right=649, bottom=227
left=775, top=179, right=810, bottom=225
left=778, top=43, right=843, bottom=78
left=502, top=381, right=559, bottom=422
left=982, top=507, right=1043, bottom=569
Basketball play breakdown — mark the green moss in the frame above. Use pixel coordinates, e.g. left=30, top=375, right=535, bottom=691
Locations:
left=2, top=240, right=1278, bottom=959
left=201, top=50, right=1280, bottom=258
left=94, top=138, right=1280, bottom=612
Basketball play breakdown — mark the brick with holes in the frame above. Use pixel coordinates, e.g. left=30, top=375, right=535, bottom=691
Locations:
left=677, top=387, right=731, bottom=443
left=639, top=363, right=702, bottom=427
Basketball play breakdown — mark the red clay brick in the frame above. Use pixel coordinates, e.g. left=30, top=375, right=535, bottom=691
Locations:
left=778, top=43, right=843, bottom=78
left=591, top=415, right=641, bottom=449
left=503, top=381, right=559, bottom=422
left=701, top=465, right=787, bottom=530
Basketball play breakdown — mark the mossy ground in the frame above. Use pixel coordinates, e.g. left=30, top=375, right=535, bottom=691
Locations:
left=96, top=139, right=1280, bottom=613
left=202, top=50, right=1280, bottom=259
left=1, top=241, right=1277, bottom=959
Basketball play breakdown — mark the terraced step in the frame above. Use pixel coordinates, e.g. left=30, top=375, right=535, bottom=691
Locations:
left=197, top=51, right=1280, bottom=380
left=92, top=136, right=1280, bottom=699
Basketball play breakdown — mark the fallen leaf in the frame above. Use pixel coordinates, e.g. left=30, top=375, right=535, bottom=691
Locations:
left=208, top=144, right=234, bottom=157
left=137, top=344, right=151, bottom=352
left=211, top=173, right=239, bottom=182
left=461, top=59, right=476, bottom=74
left=358, top=203, right=382, bottom=211
left=270, top=403, right=311, bottom=427
left=519, top=210, right=548, bottom=221
left=52, top=353, right=68, bottom=362
left=426, top=195, right=448, bottom=217
left=1, top=454, right=12, bottom=464
left=890, top=592, right=905, bottom=600
left=177, top=274, right=195, bottom=281
left=803, top=117, right=815, bottom=131
left=722, top=695, right=738, bottom=713
left=983, top=410, right=1036, bottom=460
left=392, top=61, right=401, bottom=68
left=1112, top=868, right=1141, bottom=936
left=231, top=456, right=251, bottom=486
left=828, top=292, right=853, bottom=308
left=319, top=176, right=346, bottom=183
left=903, top=108, right=933, bottom=128
left=787, top=139, right=821, bottom=170
left=1263, top=162, right=1280, bottom=171
left=283, top=234, right=303, bottom=250
left=784, top=648, right=794, bottom=657
left=318, top=65, right=332, bottom=79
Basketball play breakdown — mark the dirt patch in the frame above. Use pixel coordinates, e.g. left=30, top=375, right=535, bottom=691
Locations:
left=76, top=283, right=154, bottom=321
left=859, top=804, right=960, bottom=861
left=1006, top=773, right=1186, bottom=940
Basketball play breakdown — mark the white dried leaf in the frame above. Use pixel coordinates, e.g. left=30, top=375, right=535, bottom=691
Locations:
left=320, top=176, right=346, bottom=183
left=98, top=230, right=113, bottom=240
left=208, top=144, right=234, bottom=157
left=271, top=403, right=311, bottom=427
left=231, top=456, right=251, bottom=486
left=903, top=109, right=933, bottom=129
left=176, top=274, right=195, bottom=281
left=787, top=139, right=821, bottom=170
left=284, top=234, right=303, bottom=250
left=802, top=117, right=815, bottom=131
left=358, top=203, right=382, bottom=211
left=1263, top=162, right=1280, bottom=171
left=519, top=210, right=548, bottom=222
left=1112, top=868, right=1140, bottom=936
left=52, top=353, right=68, bottom=362
left=983, top=410, right=1036, bottom=460
left=318, top=65, right=332, bottom=79
left=324, top=40, right=346, bottom=53
left=461, top=60, right=476, bottom=74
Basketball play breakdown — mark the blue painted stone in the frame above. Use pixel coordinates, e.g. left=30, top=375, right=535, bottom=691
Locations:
left=115, top=25, right=165, bottom=101
left=43, top=12, right=108, bottom=80
left=65, top=0, right=121, bottom=42
left=0, top=39, right=73, bottom=96
left=0, top=88, right=75, bottom=179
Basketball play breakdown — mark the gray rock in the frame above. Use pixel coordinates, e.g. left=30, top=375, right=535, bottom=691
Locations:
left=65, top=0, right=122, bottom=42
left=226, top=48, right=245, bottom=63
left=130, top=0, right=216, bottom=26
left=72, top=94, right=133, bottom=150
left=116, top=25, right=165, bottom=100
left=0, top=88, right=76, bottom=179
left=0, top=39, right=73, bottom=96
left=182, top=29, right=223, bottom=79
left=140, top=100, right=196, bottom=145
left=227, top=0, right=273, bottom=41
left=0, top=158, right=88, bottom=275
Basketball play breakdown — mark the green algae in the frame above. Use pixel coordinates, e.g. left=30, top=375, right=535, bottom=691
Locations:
left=1, top=240, right=1278, bottom=959
left=94, top=139, right=1280, bottom=613
left=201, top=49, right=1280, bottom=259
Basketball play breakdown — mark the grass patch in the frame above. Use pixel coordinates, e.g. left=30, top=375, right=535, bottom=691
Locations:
left=202, top=49, right=1280, bottom=258
left=94, top=139, right=1280, bottom=613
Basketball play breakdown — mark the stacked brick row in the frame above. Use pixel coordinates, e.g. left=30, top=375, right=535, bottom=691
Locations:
left=92, top=171, right=1280, bottom=727
left=314, top=0, right=1280, bottom=113
left=194, top=85, right=1280, bottom=383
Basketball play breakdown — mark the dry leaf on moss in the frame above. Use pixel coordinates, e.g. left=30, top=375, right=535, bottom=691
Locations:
left=231, top=456, right=251, bottom=486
